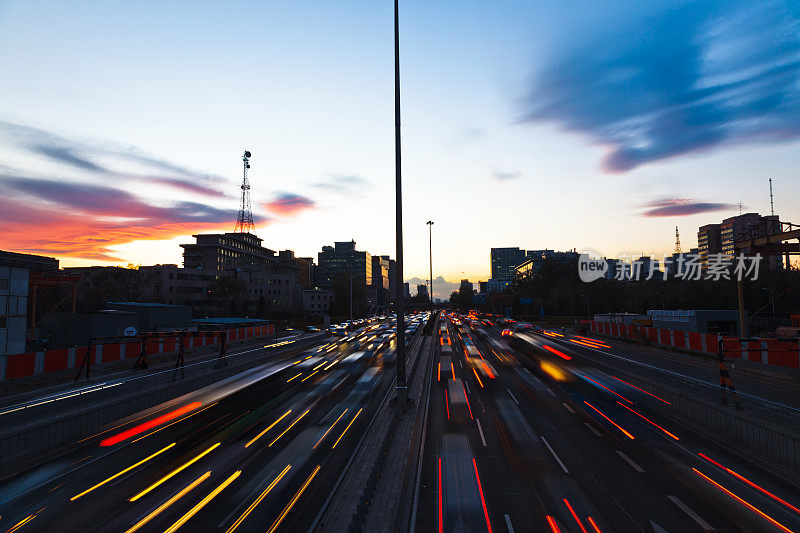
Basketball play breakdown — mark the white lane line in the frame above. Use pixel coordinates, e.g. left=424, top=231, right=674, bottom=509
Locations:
left=584, top=422, right=603, bottom=437
left=507, top=389, right=519, bottom=405
left=546, top=388, right=556, bottom=397
left=616, top=450, right=645, bottom=472
left=667, top=495, right=715, bottom=531
left=476, top=419, right=487, bottom=447
left=504, top=514, right=515, bottom=533
left=465, top=381, right=471, bottom=394
left=562, top=402, right=576, bottom=414
left=540, top=436, right=569, bottom=473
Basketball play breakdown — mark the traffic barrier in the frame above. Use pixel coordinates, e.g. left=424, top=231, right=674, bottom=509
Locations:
left=0, top=324, right=276, bottom=381
left=587, top=320, right=800, bottom=371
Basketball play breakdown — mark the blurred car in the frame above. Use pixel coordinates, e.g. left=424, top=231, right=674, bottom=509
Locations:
left=501, top=329, right=512, bottom=337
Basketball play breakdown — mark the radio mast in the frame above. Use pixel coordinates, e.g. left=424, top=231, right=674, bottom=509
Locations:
left=234, top=150, right=255, bottom=234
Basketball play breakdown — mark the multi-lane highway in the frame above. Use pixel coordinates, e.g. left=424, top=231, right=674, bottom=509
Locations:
left=2, top=309, right=799, bottom=532
left=417, top=313, right=800, bottom=532
left=0, top=313, right=429, bottom=533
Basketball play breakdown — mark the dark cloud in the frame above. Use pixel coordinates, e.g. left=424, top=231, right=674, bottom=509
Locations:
left=264, top=193, right=315, bottom=215
left=642, top=198, right=738, bottom=217
left=493, top=170, right=522, bottom=181
left=313, top=174, right=370, bottom=194
left=0, top=119, right=228, bottom=194
left=522, top=1, right=800, bottom=172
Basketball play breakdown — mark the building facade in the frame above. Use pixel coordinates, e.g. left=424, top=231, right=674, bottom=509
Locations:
left=491, top=247, right=527, bottom=281
left=316, top=241, right=372, bottom=288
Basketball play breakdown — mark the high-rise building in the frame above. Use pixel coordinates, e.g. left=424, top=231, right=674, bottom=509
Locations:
left=416, top=284, right=429, bottom=299
left=491, top=247, right=527, bottom=281
left=380, top=256, right=397, bottom=303
left=697, top=224, right=722, bottom=263
left=721, top=213, right=780, bottom=258
left=316, top=240, right=372, bottom=288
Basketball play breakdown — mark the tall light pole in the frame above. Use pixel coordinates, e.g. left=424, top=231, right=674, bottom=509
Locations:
left=394, top=0, right=408, bottom=408
left=427, top=221, right=434, bottom=312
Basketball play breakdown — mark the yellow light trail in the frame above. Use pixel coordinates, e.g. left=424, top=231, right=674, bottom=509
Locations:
left=332, top=408, right=362, bottom=449
left=301, top=370, right=320, bottom=382
left=472, top=368, right=484, bottom=388
left=71, top=443, right=175, bottom=501
left=266, top=466, right=321, bottom=533
left=245, top=410, right=292, bottom=448
left=6, top=507, right=45, bottom=533
left=123, top=472, right=210, bottom=533
left=163, top=470, right=241, bottom=533
left=287, top=373, right=302, bottom=382
left=269, top=410, right=310, bottom=447
left=226, top=465, right=291, bottom=533
left=314, top=409, right=348, bottom=449
left=129, top=443, right=220, bottom=501
left=312, top=361, right=327, bottom=371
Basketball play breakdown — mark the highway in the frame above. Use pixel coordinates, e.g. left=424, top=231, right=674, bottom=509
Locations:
left=0, top=314, right=428, bottom=533
left=417, top=314, right=800, bottom=532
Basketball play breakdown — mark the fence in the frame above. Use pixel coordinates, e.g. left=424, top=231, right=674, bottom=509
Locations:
left=0, top=324, right=276, bottom=381
left=588, top=321, right=800, bottom=370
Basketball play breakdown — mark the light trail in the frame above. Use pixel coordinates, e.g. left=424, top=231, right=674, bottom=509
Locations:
left=543, top=345, right=572, bottom=360
left=266, top=465, right=321, bottom=533
left=616, top=401, right=679, bottom=440
left=314, top=409, right=348, bottom=448
left=226, top=465, right=291, bottom=533
left=693, top=468, right=795, bottom=533
left=563, top=499, right=588, bottom=533
left=583, top=401, right=634, bottom=439
left=130, top=442, right=220, bottom=501
left=163, top=470, right=241, bottom=533
left=611, top=376, right=670, bottom=404
left=269, top=409, right=309, bottom=447
left=472, top=458, right=492, bottom=533
left=332, top=408, right=363, bottom=449
left=246, top=410, right=292, bottom=448
left=698, top=453, right=800, bottom=515
left=124, top=472, right=210, bottom=533
left=71, top=443, right=176, bottom=501
left=100, top=403, right=201, bottom=446
left=577, top=373, right=633, bottom=404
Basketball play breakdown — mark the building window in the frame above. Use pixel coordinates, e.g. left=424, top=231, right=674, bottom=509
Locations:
left=0, top=279, right=7, bottom=290
left=0, top=316, right=5, bottom=328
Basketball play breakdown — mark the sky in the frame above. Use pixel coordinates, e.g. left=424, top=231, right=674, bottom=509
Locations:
left=2, top=0, right=800, bottom=300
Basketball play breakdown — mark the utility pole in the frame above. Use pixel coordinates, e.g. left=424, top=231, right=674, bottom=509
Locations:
left=349, top=273, right=353, bottom=320
left=393, top=0, right=407, bottom=409
left=427, top=220, right=434, bottom=313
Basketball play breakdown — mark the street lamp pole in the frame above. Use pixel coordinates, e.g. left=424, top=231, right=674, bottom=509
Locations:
left=393, top=0, right=407, bottom=409
left=427, top=220, right=434, bottom=313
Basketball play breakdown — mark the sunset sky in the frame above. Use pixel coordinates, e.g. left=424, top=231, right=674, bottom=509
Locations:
left=2, top=0, right=799, bottom=299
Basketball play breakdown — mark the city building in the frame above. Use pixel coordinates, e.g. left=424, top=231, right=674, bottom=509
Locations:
left=721, top=213, right=780, bottom=258
left=316, top=241, right=372, bottom=288
left=403, top=282, right=410, bottom=300
left=514, top=250, right=579, bottom=281
left=485, top=279, right=511, bottom=293
left=491, top=247, right=527, bottom=281
left=697, top=224, right=722, bottom=263
left=303, top=289, right=334, bottom=317
left=379, top=256, right=397, bottom=303
left=416, top=284, right=429, bottom=300
left=0, top=251, right=59, bottom=355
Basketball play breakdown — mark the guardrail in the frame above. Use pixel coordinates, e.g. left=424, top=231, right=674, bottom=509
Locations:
left=0, top=333, right=324, bottom=474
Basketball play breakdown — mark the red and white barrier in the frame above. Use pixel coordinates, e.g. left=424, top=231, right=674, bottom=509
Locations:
left=0, top=324, right=276, bottom=381
left=588, top=321, right=799, bottom=370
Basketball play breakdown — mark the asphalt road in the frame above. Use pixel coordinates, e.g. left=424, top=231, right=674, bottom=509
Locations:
left=0, top=316, right=426, bottom=533
left=417, top=316, right=800, bottom=532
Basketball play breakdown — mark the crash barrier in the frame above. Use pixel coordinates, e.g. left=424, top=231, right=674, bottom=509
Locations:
left=0, top=331, right=322, bottom=473
left=0, top=325, right=276, bottom=381
left=588, top=321, right=799, bottom=370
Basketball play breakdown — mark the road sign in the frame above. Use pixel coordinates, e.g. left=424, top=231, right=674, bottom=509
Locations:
left=123, top=326, right=137, bottom=337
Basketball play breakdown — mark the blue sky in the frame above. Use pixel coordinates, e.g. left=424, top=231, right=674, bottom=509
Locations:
left=1, top=0, right=799, bottom=299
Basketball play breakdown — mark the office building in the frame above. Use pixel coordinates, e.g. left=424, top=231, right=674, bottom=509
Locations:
left=491, top=247, right=527, bottom=281
left=416, top=284, right=429, bottom=300
left=697, top=224, right=722, bottom=263
left=316, top=241, right=372, bottom=288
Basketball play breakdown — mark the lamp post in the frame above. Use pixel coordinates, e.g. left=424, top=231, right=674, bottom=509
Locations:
left=427, top=220, right=434, bottom=312
left=393, top=0, right=407, bottom=409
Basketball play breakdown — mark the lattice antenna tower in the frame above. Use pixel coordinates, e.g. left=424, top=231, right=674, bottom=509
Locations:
left=674, top=226, right=682, bottom=254
left=234, top=150, right=255, bottom=233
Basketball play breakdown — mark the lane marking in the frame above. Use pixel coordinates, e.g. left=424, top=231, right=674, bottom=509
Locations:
left=465, top=381, right=471, bottom=394
left=504, top=514, right=515, bottom=533
left=540, top=436, right=569, bottom=473
left=476, top=419, right=487, bottom=447
left=507, top=389, right=519, bottom=405
left=616, top=450, right=644, bottom=472
left=546, top=388, right=556, bottom=397
left=584, top=423, right=603, bottom=437
left=562, top=403, right=576, bottom=414
left=667, top=495, right=715, bottom=531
